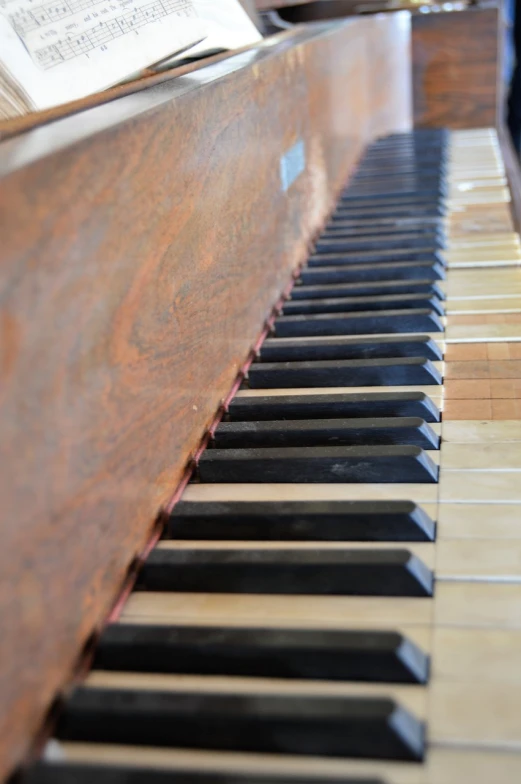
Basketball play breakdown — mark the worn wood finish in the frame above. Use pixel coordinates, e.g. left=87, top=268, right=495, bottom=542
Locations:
left=0, top=17, right=410, bottom=781
left=412, top=7, right=500, bottom=129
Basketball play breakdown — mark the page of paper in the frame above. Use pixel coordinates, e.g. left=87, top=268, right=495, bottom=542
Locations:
left=0, top=0, right=205, bottom=110
left=155, top=0, right=262, bottom=69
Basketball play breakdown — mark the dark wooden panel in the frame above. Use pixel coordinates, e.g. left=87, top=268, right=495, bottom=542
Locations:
left=412, top=7, right=500, bottom=129
left=0, top=18, right=410, bottom=780
left=255, top=0, right=315, bottom=8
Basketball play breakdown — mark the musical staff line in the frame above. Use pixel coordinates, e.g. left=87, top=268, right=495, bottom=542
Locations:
left=30, top=0, right=193, bottom=68
left=8, top=0, right=106, bottom=35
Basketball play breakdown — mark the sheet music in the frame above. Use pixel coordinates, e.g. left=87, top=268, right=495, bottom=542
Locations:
left=156, top=0, right=261, bottom=68
left=0, top=0, right=205, bottom=109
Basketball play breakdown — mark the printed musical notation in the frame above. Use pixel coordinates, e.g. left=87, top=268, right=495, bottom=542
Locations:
left=8, top=0, right=107, bottom=36
left=32, top=0, right=192, bottom=67
left=0, top=0, right=202, bottom=110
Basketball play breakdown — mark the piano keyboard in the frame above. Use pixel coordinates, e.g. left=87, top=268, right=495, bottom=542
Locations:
left=24, top=129, right=521, bottom=784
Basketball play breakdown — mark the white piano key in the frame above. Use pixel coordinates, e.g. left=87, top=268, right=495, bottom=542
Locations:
left=441, top=420, right=521, bottom=443
left=446, top=297, right=521, bottom=314
left=47, top=743, right=521, bottom=784
left=121, top=591, right=433, bottom=629
left=236, top=386, right=443, bottom=401
left=437, top=504, right=521, bottom=539
left=432, top=627, right=521, bottom=681
left=445, top=324, right=521, bottom=342
left=441, top=442, right=521, bottom=470
left=435, top=582, right=521, bottom=628
left=439, top=471, right=521, bottom=503
left=183, top=483, right=439, bottom=504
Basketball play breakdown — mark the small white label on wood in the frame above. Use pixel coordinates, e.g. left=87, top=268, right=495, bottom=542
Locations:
left=280, top=139, right=305, bottom=192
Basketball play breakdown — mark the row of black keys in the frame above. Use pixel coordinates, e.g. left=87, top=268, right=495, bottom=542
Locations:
left=199, top=391, right=441, bottom=484
left=202, top=138, right=446, bottom=485
left=22, top=130, right=448, bottom=784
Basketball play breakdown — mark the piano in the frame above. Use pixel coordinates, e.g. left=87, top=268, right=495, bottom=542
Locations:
left=1, top=5, right=521, bottom=784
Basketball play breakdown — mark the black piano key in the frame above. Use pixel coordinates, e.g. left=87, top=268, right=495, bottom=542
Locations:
left=57, top=689, right=425, bottom=761
left=227, top=391, right=441, bottom=423
left=24, top=762, right=383, bottom=784
left=353, top=165, right=445, bottom=179
left=137, top=548, right=434, bottom=597
left=362, top=152, right=444, bottom=163
left=292, top=279, right=445, bottom=299
left=212, top=417, right=439, bottom=450
left=330, top=206, right=444, bottom=220
left=167, top=499, right=437, bottom=541
left=322, top=225, right=443, bottom=241
left=282, top=293, right=444, bottom=317
left=314, top=235, right=443, bottom=253
left=334, top=194, right=443, bottom=207
left=307, top=248, right=444, bottom=266
left=259, top=335, right=442, bottom=361
left=197, top=445, right=439, bottom=484
left=273, top=309, right=444, bottom=337
left=246, top=357, right=442, bottom=388
left=338, top=188, right=444, bottom=202
left=341, top=175, right=443, bottom=188
left=327, top=215, right=443, bottom=230
left=346, top=183, right=443, bottom=193
left=358, top=160, right=444, bottom=170
left=299, top=262, right=446, bottom=284
left=94, top=625, right=429, bottom=684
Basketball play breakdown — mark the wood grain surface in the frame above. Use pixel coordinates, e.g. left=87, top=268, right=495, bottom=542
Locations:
left=412, top=7, right=500, bottom=129
left=0, top=17, right=410, bottom=781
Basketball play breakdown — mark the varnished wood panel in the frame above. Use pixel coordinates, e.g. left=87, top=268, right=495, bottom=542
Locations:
left=412, top=7, right=500, bottom=129
left=0, top=18, right=410, bottom=780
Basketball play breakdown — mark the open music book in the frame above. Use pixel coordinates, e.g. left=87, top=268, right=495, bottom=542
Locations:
left=0, top=0, right=261, bottom=119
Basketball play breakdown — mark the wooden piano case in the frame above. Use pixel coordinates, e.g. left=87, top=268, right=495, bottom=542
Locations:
left=0, top=16, right=411, bottom=781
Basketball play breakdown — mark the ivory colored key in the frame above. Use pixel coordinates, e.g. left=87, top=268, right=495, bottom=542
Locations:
left=235, top=386, right=443, bottom=403
left=182, top=482, right=439, bottom=504
left=122, top=582, right=521, bottom=630
left=441, top=442, right=521, bottom=469
left=446, top=297, right=521, bottom=314
left=437, top=504, right=521, bottom=539
left=445, top=323, right=521, bottom=342
left=26, top=759, right=382, bottom=784
left=121, top=591, right=433, bottom=630
left=443, top=269, right=521, bottom=298
left=30, top=744, right=521, bottom=784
